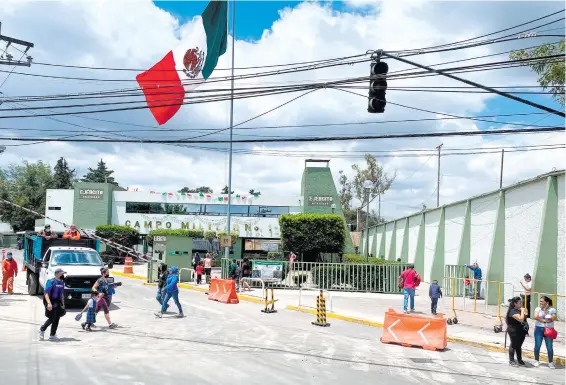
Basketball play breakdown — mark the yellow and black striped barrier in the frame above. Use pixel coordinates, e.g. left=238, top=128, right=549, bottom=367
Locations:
left=261, top=287, right=278, bottom=314
left=312, top=290, right=330, bottom=327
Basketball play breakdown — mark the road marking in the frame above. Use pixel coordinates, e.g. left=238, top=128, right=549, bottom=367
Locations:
left=388, top=319, right=401, bottom=341
left=417, top=322, right=430, bottom=345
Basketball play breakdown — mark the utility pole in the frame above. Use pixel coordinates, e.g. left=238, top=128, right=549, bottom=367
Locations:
left=0, top=23, right=34, bottom=67
left=436, top=143, right=443, bottom=208
left=499, top=149, right=505, bottom=189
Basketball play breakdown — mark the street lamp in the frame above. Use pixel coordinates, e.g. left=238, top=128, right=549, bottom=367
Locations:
left=362, top=180, right=373, bottom=261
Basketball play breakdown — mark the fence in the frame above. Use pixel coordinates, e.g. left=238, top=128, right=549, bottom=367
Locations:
left=221, top=258, right=409, bottom=294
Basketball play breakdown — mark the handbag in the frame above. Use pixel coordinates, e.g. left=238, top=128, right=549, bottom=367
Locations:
left=544, top=327, right=557, bottom=340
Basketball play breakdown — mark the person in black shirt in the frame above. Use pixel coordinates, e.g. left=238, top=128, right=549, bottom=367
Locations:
left=506, top=296, right=528, bottom=366
left=156, top=263, right=170, bottom=310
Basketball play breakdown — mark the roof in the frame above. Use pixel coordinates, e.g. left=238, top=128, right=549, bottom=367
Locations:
left=49, top=247, right=95, bottom=251
left=350, top=232, right=361, bottom=248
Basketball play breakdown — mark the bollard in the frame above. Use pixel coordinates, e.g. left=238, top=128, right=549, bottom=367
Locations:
left=311, top=290, right=330, bottom=327
left=261, top=287, right=277, bottom=314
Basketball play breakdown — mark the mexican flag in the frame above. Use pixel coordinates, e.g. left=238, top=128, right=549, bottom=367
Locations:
left=136, top=0, right=228, bottom=125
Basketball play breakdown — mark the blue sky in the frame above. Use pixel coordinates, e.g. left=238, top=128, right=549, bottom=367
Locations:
left=154, top=1, right=369, bottom=40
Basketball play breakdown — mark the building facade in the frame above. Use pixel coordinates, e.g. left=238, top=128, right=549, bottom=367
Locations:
left=38, top=159, right=355, bottom=256
left=361, top=170, right=565, bottom=316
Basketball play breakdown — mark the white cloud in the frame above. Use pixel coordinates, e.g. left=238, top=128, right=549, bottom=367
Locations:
left=0, top=0, right=563, bottom=221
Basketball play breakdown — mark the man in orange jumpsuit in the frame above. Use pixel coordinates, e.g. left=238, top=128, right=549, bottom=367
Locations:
left=63, top=224, right=81, bottom=240
left=2, top=252, right=18, bottom=294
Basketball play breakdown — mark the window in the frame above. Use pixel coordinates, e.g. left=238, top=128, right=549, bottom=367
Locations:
left=126, top=202, right=201, bottom=215
left=204, top=205, right=226, bottom=215
left=51, top=250, right=102, bottom=266
left=229, top=205, right=249, bottom=216
left=47, top=206, right=61, bottom=211
left=249, top=206, right=289, bottom=217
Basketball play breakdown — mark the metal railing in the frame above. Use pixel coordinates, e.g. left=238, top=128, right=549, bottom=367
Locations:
left=221, top=258, right=409, bottom=294
left=178, top=268, right=195, bottom=284
left=299, top=287, right=333, bottom=312
left=240, top=277, right=265, bottom=300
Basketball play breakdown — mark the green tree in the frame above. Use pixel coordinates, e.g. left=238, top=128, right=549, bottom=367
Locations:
left=52, top=157, right=75, bottom=189
left=352, top=154, right=395, bottom=208
left=0, top=161, right=53, bottom=231
left=510, top=41, right=565, bottom=106
left=248, top=189, right=261, bottom=196
left=82, top=159, right=117, bottom=185
left=221, top=185, right=234, bottom=194
left=178, top=186, right=213, bottom=193
left=279, top=213, right=345, bottom=261
left=338, top=170, right=353, bottom=211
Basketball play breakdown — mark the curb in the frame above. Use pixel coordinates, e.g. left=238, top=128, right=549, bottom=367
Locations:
left=285, top=305, right=564, bottom=365
left=286, top=305, right=384, bottom=328
left=112, top=270, right=265, bottom=304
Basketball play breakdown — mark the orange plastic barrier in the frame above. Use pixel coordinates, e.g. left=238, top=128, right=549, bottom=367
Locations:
left=123, top=256, right=134, bottom=274
left=380, top=307, right=447, bottom=351
left=208, top=279, right=239, bottom=304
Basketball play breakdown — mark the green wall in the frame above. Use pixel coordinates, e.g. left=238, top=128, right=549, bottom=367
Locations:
left=72, top=182, right=124, bottom=229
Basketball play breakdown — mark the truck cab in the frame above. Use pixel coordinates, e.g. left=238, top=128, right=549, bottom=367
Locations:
left=23, top=234, right=118, bottom=302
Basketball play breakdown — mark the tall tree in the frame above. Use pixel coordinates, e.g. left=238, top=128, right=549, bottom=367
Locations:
left=178, top=186, right=213, bottom=193
left=221, top=185, right=234, bottom=194
left=337, top=170, right=353, bottom=211
left=52, top=157, right=75, bottom=189
left=248, top=189, right=261, bottom=196
left=0, top=161, right=53, bottom=231
left=351, top=154, right=396, bottom=207
left=510, top=41, right=565, bottom=106
left=82, top=159, right=118, bottom=185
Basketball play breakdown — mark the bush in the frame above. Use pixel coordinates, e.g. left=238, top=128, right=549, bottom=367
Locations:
left=279, top=213, right=345, bottom=256
left=267, top=251, right=286, bottom=261
left=204, top=230, right=217, bottom=242
left=147, top=229, right=204, bottom=246
left=311, top=262, right=408, bottom=293
left=343, top=254, right=399, bottom=265
left=95, top=225, right=139, bottom=252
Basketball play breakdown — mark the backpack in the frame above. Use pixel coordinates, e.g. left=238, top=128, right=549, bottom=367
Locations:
left=414, top=273, right=421, bottom=287
left=398, top=276, right=404, bottom=289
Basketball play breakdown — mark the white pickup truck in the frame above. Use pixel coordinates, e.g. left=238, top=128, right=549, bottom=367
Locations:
left=23, top=234, right=119, bottom=303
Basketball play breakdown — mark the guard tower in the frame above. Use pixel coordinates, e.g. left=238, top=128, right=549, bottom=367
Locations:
left=301, top=159, right=355, bottom=253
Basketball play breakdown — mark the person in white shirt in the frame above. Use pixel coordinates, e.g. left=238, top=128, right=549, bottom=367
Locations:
left=533, top=296, right=557, bottom=369
left=520, top=273, right=532, bottom=318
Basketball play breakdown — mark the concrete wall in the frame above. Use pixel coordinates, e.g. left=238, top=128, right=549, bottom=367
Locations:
left=361, top=170, right=565, bottom=316
left=45, top=189, right=75, bottom=232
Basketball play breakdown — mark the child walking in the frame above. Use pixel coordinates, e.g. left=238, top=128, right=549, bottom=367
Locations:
left=80, top=291, right=100, bottom=331
left=429, top=280, right=443, bottom=315
left=195, top=262, right=204, bottom=285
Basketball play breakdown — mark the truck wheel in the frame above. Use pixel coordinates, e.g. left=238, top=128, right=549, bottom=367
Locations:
left=28, top=273, right=39, bottom=296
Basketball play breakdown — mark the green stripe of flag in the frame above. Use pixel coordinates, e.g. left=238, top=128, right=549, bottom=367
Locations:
left=202, top=0, right=228, bottom=80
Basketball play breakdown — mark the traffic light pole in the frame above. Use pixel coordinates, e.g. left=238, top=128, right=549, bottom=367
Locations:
left=379, top=51, right=565, bottom=118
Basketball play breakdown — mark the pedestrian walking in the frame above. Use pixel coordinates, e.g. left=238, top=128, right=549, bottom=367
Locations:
left=156, top=263, right=170, bottom=310
left=533, top=296, right=557, bottom=369
left=506, top=296, right=528, bottom=366
left=155, top=266, right=183, bottom=318
left=92, top=267, right=117, bottom=329
left=398, top=264, right=421, bottom=314
left=229, top=259, right=241, bottom=292
left=1, top=252, right=18, bottom=294
left=192, top=252, right=201, bottom=270
left=240, top=258, right=252, bottom=292
left=429, top=279, right=442, bottom=315
left=204, top=253, right=213, bottom=284
left=196, top=262, right=203, bottom=285
left=464, top=262, right=482, bottom=299
left=79, top=291, right=100, bottom=331
left=520, top=274, right=532, bottom=318
left=39, top=268, right=66, bottom=341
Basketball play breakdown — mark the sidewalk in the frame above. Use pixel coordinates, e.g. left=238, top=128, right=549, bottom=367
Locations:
left=111, top=263, right=565, bottom=364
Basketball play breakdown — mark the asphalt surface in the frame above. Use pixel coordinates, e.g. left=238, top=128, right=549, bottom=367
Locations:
left=0, top=250, right=563, bottom=385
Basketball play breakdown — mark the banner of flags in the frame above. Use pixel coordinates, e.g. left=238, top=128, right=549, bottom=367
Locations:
left=126, top=190, right=260, bottom=201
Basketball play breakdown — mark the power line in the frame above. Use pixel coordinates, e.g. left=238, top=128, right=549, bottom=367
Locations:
left=0, top=127, right=561, bottom=145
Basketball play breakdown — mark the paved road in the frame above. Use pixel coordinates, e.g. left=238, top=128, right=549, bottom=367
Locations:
left=0, top=251, right=563, bottom=385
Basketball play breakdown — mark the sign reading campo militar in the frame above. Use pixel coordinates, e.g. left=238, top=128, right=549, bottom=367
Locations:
left=308, top=195, right=333, bottom=206
left=79, top=189, right=104, bottom=200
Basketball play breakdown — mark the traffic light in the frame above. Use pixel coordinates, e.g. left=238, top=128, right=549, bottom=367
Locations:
left=368, top=60, right=388, bottom=113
